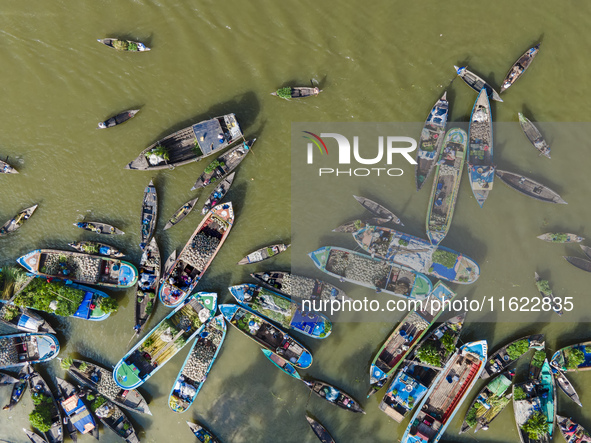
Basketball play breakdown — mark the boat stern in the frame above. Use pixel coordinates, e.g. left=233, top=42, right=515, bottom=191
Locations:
left=159, top=281, right=188, bottom=308
left=113, top=360, right=144, bottom=390
left=16, top=250, right=42, bottom=274
left=308, top=247, right=330, bottom=269
left=219, top=304, right=239, bottom=322
left=211, top=202, right=234, bottom=225
left=295, top=349, right=313, bottom=369
left=195, top=292, right=217, bottom=316
left=228, top=284, right=252, bottom=304
left=36, top=333, right=60, bottom=363
left=118, top=261, right=138, bottom=287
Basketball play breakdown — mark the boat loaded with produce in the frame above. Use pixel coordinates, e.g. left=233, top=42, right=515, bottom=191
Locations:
left=68, top=241, right=125, bottom=258
left=55, top=377, right=98, bottom=438
left=551, top=342, right=591, bottom=372
left=0, top=333, right=60, bottom=369
left=0, top=303, right=55, bottom=334
left=134, top=237, right=161, bottom=334
left=534, top=273, right=563, bottom=316
left=271, top=86, right=321, bottom=99
left=92, top=393, right=140, bottom=443
left=97, top=38, right=150, bottom=52
left=27, top=367, right=64, bottom=443
left=191, top=139, right=254, bottom=190
left=251, top=271, right=351, bottom=302
left=482, top=335, right=545, bottom=379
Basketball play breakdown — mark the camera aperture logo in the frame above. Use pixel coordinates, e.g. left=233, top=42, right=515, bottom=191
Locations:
left=302, top=131, right=418, bottom=177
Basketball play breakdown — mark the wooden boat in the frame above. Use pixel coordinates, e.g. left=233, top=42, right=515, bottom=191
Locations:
left=219, top=304, right=313, bottom=369
left=554, top=370, right=582, bottom=407
left=140, top=179, right=158, bottom=249
left=0, top=371, right=18, bottom=385
left=528, top=349, right=547, bottom=381
left=468, top=88, right=494, bottom=207
left=0, top=158, right=18, bottom=174
left=332, top=217, right=390, bottom=233
left=368, top=282, right=457, bottom=396
left=163, top=197, right=199, bottom=230
left=551, top=341, right=591, bottom=372
left=352, top=226, right=480, bottom=284
left=114, top=292, right=216, bottom=390
left=23, top=429, right=49, bottom=443
left=305, top=414, right=335, bottom=443
left=18, top=249, right=138, bottom=288
left=97, top=38, right=150, bottom=52
left=2, top=366, right=28, bottom=410
left=169, top=314, right=226, bottom=413
left=251, top=271, right=351, bottom=302
left=125, top=114, right=242, bottom=170
left=496, top=170, right=566, bottom=204
left=0, top=304, right=55, bottom=333
left=186, top=421, right=221, bottom=443
left=401, top=341, right=488, bottom=443
left=229, top=284, right=332, bottom=339
left=0, top=205, right=37, bottom=237
left=353, top=195, right=403, bottom=225
left=518, top=113, right=551, bottom=158
left=564, top=256, right=591, bottom=273
left=482, top=335, right=545, bottom=379
left=534, top=272, right=563, bottom=316
left=164, top=250, right=177, bottom=274
left=581, top=245, right=591, bottom=260
left=460, top=371, right=515, bottom=434
left=237, top=243, right=290, bottom=265
left=379, top=313, right=466, bottom=422
left=425, top=128, right=468, bottom=244
left=0, top=333, right=60, bottom=369
left=27, top=367, right=64, bottom=443
left=454, top=66, right=503, bottom=102
left=537, top=232, right=584, bottom=243
left=513, top=359, right=556, bottom=443
left=304, top=379, right=365, bottom=414
left=159, top=203, right=234, bottom=307
left=134, top=237, right=161, bottom=335
left=309, top=246, right=432, bottom=300
left=68, top=241, right=125, bottom=258
left=415, top=92, right=449, bottom=191
left=98, top=109, right=139, bottom=129
left=66, top=358, right=151, bottom=415
left=55, top=377, right=98, bottom=439
left=191, top=139, right=254, bottom=190
left=261, top=349, right=302, bottom=380
left=201, top=172, right=235, bottom=215
left=92, top=395, right=140, bottom=443
left=500, top=44, right=541, bottom=93
left=53, top=380, right=79, bottom=443
left=74, top=221, right=124, bottom=235
left=557, top=416, right=591, bottom=443
left=271, top=86, right=321, bottom=99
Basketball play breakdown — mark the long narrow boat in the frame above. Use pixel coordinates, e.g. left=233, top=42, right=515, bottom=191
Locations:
left=251, top=271, right=351, bottom=302
left=134, top=237, right=161, bottom=335
left=564, top=256, right=591, bottom=273
left=481, top=334, right=545, bottom=379
left=97, top=38, right=150, bottom=52
left=220, top=304, right=313, bottom=369
left=114, top=293, right=216, bottom=390
left=401, top=341, right=487, bottom=443
left=537, top=232, right=584, bottom=243
left=2, top=365, right=28, bottom=410
left=0, top=159, right=18, bottom=174
left=191, top=139, right=254, bottom=190
left=415, top=92, right=449, bottom=191
left=500, top=44, right=541, bottom=93
left=201, top=172, right=235, bottom=215
left=125, top=114, right=242, bottom=170
left=163, top=250, right=176, bottom=274
left=229, top=284, right=332, bottom=339
left=0, top=205, right=37, bottom=237
left=425, top=128, right=467, bottom=244
left=557, top=416, right=591, bottom=443
left=169, top=314, right=226, bottom=413
left=0, top=371, right=18, bottom=385
left=68, top=241, right=125, bottom=258
left=53, top=379, right=79, bottom=443
left=352, top=226, right=480, bottom=284
left=140, top=179, right=158, bottom=249
left=454, top=66, right=503, bottom=102
left=467, top=88, right=494, bottom=207
left=368, top=282, right=456, bottom=396
left=353, top=195, right=403, bottom=225
left=518, top=113, right=551, bottom=158
left=18, top=249, right=138, bottom=288
left=379, top=313, right=466, bottom=422
left=332, top=217, right=390, bottom=233
left=261, top=349, right=302, bottom=380
left=304, top=379, right=365, bottom=414
left=305, top=414, right=335, bottom=443
left=272, top=86, right=321, bottom=98
left=534, top=272, right=563, bottom=315
left=163, top=197, right=199, bottom=230
left=23, top=429, right=48, bottom=443
left=554, top=370, right=582, bottom=407
left=74, top=221, right=124, bottom=235
left=55, top=377, right=98, bottom=439
left=27, top=367, right=64, bottom=443
left=186, top=421, right=221, bottom=443
left=92, top=395, right=140, bottom=443
left=159, top=203, right=233, bottom=307
left=495, top=170, right=566, bottom=204
left=237, top=243, right=290, bottom=265
left=581, top=245, right=591, bottom=260
left=0, top=333, right=59, bottom=369
left=98, top=109, right=139, bottom=129
left=0, top=304, right=55, bottom=334
left=309, top=246, right=432, bottom=300
left=551, top=342, right=591, bottom=372
left=65, top=358, right=151, bottom=415
left=460, top=371, right=515, bottom=434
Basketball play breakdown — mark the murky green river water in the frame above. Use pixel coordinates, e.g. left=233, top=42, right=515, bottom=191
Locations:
left=1, top=1, right=591, bottom=442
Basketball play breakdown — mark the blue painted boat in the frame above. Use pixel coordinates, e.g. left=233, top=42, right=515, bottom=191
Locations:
left=113, top=293, right=216, bottom=390
left=169, top=314, right=227, bottom=413
left=261, top=349, right=301, bottom=380
left=55, top=377, right=98, bottom=438
left=220, top=304, right=312, bottom=369
left=0, top=333, right=60, bottom=369
left=229, top=284, right=332, bottom=339
left=186, top=421, right=221, bottom=443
